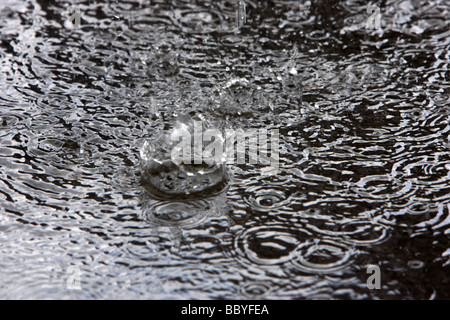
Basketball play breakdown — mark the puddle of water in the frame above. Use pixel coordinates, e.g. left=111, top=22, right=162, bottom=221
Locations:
left=0, top=0, right=449, bottom=299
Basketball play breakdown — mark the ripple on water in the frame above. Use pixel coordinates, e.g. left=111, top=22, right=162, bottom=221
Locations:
left=239, top=282, right=273, bottom=299
left=259, top=173, right=295, bottom=186
left=351, top=175, right=417, bottom=202
left=140, top=199, right=212, bottom=228
left=124, top=238, right=164, bottom=262
left=377, top=202, right=450, bottom=232
left=407, top=260, right=425, bottom=270
left=392, top=154, right=450, bottom=189
left=304, top=217, right=391, bottom=247
left=233, top=225, right=312, bottom=266
left=243, top=186, right=294, bottom=212
left=289, top=239, right=355, bottom=275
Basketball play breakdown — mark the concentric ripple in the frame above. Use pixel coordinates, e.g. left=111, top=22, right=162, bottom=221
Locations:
left=140, top=199, right=212, bottom=228
left=239, top=282, right=273, bottom=298
left=289, top=239, right=355, bottom=274
left=392, top=154, right=450, bottom=188
left=243, top=186, right=293, bottom=212
left=304, top=218, right=391, bottom=247
left=377, top=202, right=450, bottom=232
left=233, top=225, right=312, bottom=266
left=351, top=175, right=417, bottom=202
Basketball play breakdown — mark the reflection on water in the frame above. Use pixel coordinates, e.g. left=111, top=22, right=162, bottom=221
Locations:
left=0, top=0, right=449, bottom=299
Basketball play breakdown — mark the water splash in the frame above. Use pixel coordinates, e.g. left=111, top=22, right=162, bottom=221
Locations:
left=139, top=115, right=230, bottom=200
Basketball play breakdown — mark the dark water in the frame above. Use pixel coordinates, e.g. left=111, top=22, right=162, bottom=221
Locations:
left=0, top=0, right=449, bottom=299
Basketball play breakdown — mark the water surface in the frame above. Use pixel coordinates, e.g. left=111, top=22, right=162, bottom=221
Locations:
left=0, top=0, right=449, bottom=299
